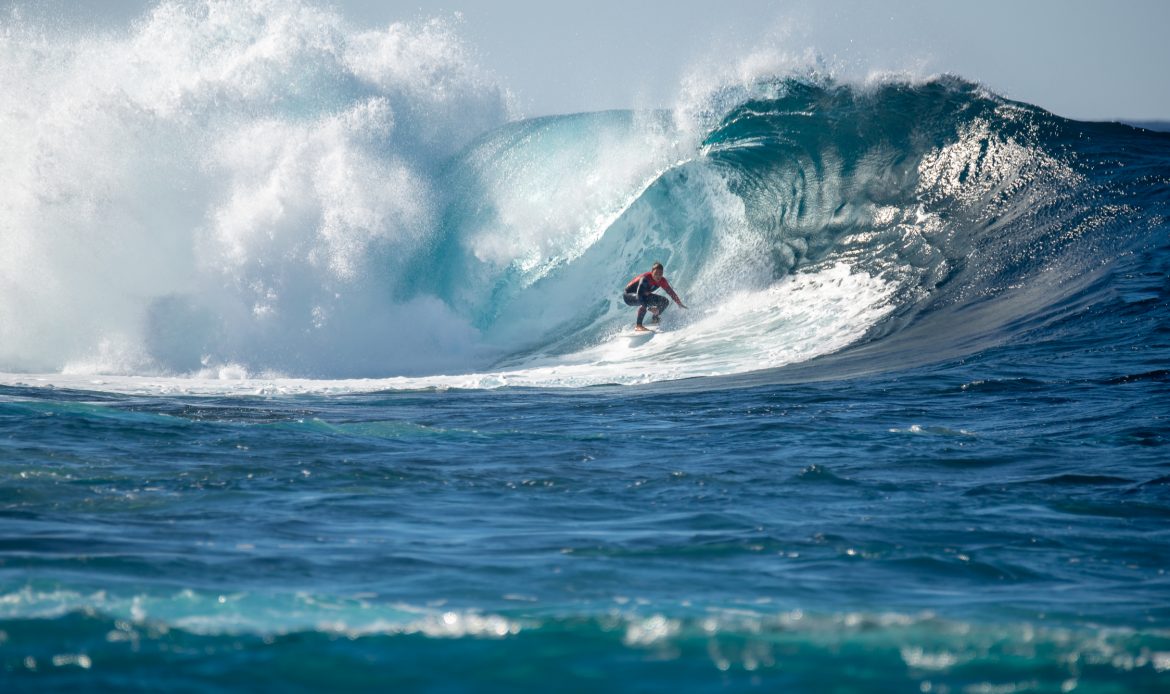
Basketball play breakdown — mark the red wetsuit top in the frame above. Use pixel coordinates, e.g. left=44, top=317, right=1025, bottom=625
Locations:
left=625, top=272, right=681, bottom=304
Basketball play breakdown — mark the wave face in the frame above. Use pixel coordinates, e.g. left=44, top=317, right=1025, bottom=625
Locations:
left=2, top=2, right=1168, bottom=385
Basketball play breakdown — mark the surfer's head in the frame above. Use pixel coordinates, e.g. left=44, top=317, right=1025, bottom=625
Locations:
left=651, top=262, right=664, bottom=280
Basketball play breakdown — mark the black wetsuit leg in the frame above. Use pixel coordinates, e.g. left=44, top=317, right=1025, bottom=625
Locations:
left=623, top=291, right=651, bottom=326
left=623, top=291, right=668, bottom=327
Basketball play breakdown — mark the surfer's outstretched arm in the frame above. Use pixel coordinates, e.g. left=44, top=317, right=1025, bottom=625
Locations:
left=659, top=277, right=687, bottom=309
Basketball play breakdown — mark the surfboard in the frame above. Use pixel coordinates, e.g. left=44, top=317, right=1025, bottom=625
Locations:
left=623, top=327, right=658, bottom=340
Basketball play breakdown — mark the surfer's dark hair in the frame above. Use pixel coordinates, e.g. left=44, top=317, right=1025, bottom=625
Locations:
left=651, top=262, right=664, bottom=272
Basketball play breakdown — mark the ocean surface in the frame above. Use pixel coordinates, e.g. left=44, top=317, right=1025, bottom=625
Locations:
left=2, top=2, right=1169, bottom=691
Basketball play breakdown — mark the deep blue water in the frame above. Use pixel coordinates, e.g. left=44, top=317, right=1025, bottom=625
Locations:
left=3, top=278, right=1169, bottom=691
left=3, top=3, right=1170, bottom=691
left=3, top=361, right=1170, bottom=691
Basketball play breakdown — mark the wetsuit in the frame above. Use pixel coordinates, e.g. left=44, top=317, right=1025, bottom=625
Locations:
left=623, top=272, right=681, bottom=327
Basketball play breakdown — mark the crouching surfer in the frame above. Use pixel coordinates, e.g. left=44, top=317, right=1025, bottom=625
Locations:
left=623, top=262, right=687, bottom=331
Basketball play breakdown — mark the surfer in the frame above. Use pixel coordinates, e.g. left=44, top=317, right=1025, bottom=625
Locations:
left=623, top=262, right=687, bottom=331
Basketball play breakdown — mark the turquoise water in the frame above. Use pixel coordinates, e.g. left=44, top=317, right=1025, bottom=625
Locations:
left=3, top=349, right=1169, bottom=690
left=2, top=2, right=1170, bottom=691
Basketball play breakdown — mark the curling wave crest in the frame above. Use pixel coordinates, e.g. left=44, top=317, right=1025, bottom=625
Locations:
left=1, top=2, right=1159, bottom=391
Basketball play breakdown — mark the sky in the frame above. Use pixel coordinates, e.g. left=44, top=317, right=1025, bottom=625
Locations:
left=6, top=0, right=1170, bottom=122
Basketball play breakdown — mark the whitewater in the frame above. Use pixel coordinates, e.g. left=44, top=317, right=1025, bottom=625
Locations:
left=0, top=1, right=968, bottom=389
left=2, top=1, right=1169, bottom=692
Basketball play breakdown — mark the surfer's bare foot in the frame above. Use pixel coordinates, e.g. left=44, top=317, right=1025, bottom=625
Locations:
left=634, top=325, right=650, bottom=332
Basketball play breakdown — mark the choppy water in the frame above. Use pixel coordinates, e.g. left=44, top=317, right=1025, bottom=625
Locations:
left=2, top=1, right=1169, bottom=691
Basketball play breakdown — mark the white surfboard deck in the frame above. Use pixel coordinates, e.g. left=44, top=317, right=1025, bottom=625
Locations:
left=622, top=327, right=659, bottom=340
